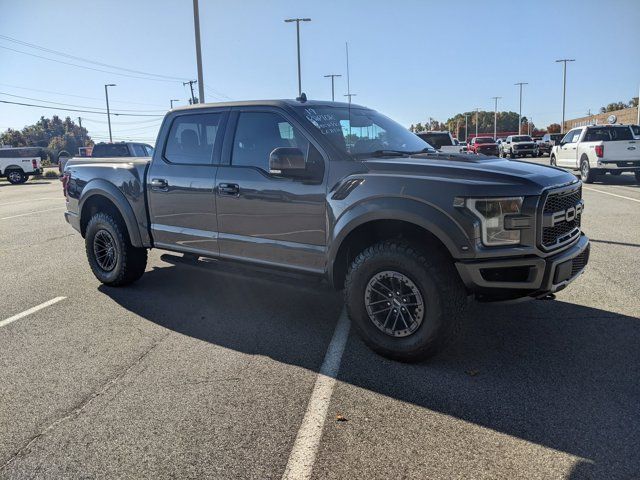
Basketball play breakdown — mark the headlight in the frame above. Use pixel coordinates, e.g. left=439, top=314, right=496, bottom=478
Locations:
left=465, top=197, right=524, bottom=246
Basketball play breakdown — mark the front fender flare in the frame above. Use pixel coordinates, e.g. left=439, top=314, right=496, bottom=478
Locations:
left=328, top=197, right=472, bottom=284
left=79, top=179, right=143, bottom=248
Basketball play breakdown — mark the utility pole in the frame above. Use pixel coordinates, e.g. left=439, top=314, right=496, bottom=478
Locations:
left=170, top=99, right=179, bottom=109
left=184, top=80, right=197, bottom=104
left=474, top=108, right=480, bottom=139
left=192, top=0, right=205, bottom=103
left=284, top=18, right=311, bottom=96
left=555, top=59, right=574, bottom=133
left=344, top=93, right=357, bottom=103
left=78, top=117, right=85, bottom=147
left=514, top=82, right=528, bottom=135
left=324, top=74, right=342, bottom=101
left=637, top=84, right=640, bottom=125
left=491, top=96, right=501, bottom=140
left=104, top=84, right=116, bottom=143
left=455, top=119, right=460, bottom=140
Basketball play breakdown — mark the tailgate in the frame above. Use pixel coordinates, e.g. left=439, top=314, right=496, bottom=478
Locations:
left=603, top=139, right=640, bottom=161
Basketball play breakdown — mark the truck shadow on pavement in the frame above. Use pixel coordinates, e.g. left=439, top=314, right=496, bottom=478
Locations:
left=100, top=259, right=640, bottom=480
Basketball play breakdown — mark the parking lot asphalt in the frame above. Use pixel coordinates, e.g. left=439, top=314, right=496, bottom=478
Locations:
left=0, top=167, right=639, bottom=480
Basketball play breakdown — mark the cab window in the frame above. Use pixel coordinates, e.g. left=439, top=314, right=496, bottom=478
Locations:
left=164, top=113, right=224, bottom=165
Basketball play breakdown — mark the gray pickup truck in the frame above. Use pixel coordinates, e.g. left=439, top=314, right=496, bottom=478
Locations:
left=63, top=99, right=590, bottom=361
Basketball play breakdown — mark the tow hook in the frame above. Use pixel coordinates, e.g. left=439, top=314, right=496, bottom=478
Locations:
left=538, top=293, right=556, bottom=301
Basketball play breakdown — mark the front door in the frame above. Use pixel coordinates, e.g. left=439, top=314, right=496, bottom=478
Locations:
left=557, top=129, right=580, bottom=167
left=147, top=111, right=227, bottom=256
left=215, top=109, right=327, bottom=273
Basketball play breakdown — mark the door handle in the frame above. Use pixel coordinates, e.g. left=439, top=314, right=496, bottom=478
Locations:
left=218, top=183, right=239, bottom=196
left=150, top=178, right=168, bottom=190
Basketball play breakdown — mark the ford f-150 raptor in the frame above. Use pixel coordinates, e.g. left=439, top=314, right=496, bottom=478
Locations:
left=63, top=99, right=590, bottom=361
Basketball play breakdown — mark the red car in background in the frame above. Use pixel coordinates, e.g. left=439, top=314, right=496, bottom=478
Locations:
left=467, top=136, right=499, bottom=156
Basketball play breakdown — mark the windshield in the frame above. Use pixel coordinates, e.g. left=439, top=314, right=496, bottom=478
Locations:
left=475, top=137, right=494, bottom=144
left=297, top=106, right=433, bottom=157
left=512, top=136, right=532, bottom=142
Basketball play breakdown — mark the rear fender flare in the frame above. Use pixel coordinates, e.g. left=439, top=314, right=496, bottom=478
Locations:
left=79, top=179, right=143, bottom=247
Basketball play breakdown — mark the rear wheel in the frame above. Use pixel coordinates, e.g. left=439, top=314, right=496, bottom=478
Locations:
left=85, top=212, right=147, bottom=286
left=6, top=169, right=27, bottom=184
left=344, top=240, right=468, bottom=362
left=580, top=157, right=596, bottom=184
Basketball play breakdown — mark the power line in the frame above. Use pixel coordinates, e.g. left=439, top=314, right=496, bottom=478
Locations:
left=0, top=83, right=168, bottom=108
left=0, top=45, right=183, bottom=83
left=0, top=91, right=165, bottom=113
left=0, top=34, right=189, bottom=82
left=0, top=99, right=164, bottom=117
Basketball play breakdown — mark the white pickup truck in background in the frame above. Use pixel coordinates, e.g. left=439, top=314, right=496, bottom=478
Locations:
left=415, top=131, right=466, bottom=154
left=550, top=124, right=640, bottom=183
left=0, top=146, right=43, bottom=184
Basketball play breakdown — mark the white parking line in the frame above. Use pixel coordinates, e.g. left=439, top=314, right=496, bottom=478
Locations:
left=282, top=308, right=351, bottom=480
left=583, top=187, right=640, bottom=203
left=0, top=297, right=66, bottom=329
left=0, top=206, right=66, bottom=220
left=0, top=197, right=60, bottom=207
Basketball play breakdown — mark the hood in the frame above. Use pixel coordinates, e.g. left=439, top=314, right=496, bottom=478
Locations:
left=363, top=153, right=577, bottom=196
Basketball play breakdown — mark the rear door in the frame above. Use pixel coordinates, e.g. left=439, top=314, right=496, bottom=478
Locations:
left=146, top=110, right=228, bottom=256
left=214, top=108, right=328, bottom=273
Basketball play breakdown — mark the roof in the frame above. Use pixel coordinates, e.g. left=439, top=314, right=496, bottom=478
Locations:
left=171, top=98, right=366, bottom=112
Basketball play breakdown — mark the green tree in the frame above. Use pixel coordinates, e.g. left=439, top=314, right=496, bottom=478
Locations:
left=600, top=101, right=628, bottom=113
left=547, top=123, right=561, bottom=133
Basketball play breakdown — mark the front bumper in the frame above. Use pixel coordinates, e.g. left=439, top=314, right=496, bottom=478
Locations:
left=455, top=234, right=590, bottom=300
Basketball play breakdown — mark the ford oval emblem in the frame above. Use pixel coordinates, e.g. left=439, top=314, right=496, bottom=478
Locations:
left=607, top=114, right=617, bottom=124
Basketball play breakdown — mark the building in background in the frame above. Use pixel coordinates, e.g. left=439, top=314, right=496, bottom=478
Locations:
left=564, top=105, right=639, bottom=130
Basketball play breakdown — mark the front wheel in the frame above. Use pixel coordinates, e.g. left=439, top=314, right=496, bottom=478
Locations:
left=509, top=150, right=516, bottom=159
left=85, top=212, right=147, bottom=286
left=344, top=241, right=467, bottom=362
left=6, top=170, right=27, bottom=184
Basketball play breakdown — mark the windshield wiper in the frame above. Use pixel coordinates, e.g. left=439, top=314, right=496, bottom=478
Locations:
left=368, top=149, right=413, bottom=157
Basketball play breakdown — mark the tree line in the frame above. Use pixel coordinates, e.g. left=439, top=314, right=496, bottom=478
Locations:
left=409, top=111, right=544, bottom=138
left=599, top=96, right=639, bottom=114
left=0, top=116, right=92, bottom=162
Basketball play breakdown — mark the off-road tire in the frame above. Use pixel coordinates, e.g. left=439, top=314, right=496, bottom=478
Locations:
left=509, top=150, right=516, bottom=159
left=6, top=169, right=27, bottom=184
left=85, top=212, right=147, bottom=286
left=580, top=157, right=596, bottom=184
left=344, top=240, right=468, bottom=362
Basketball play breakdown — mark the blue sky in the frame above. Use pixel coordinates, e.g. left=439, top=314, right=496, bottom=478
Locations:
left=1, top=0, right=639, bottom=144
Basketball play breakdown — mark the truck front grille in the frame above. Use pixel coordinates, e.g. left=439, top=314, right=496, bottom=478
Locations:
left=570, top=245, right=590, bottom=277
left=541, top=185, right=582, bottom=250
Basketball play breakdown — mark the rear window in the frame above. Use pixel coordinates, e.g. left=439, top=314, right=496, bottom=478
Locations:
left=511, top=136, right=532, bottom=142
left=475, top=137, right=494, bottom=144
left=92, top=144, right=130, bottom=157
left=417, top=132, right=452, bottom=148
left=584, top=126, right=633, bottom=142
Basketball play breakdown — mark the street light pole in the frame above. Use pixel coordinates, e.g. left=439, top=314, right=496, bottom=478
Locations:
left=284, top=18, right=311, bottom=96
left=514, top=82, right=528, bottom=135
left=104, top=84, right=116, bottom=143
left=555, top=59, right=574, bottom=133
left=464, top=114, right=469, bottom=142
left=192, top=0, right=205, bottom=103
left=170, top=99, right=179, bottom=109
left=324, top=74, right=342, bottom=101
left=491, top=96, right=501, bottom=140
left=474, top=108, right=480, bottom=139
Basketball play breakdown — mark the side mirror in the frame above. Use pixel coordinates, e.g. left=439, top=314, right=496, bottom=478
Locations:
left=269, top=147, right=306, bottom=176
